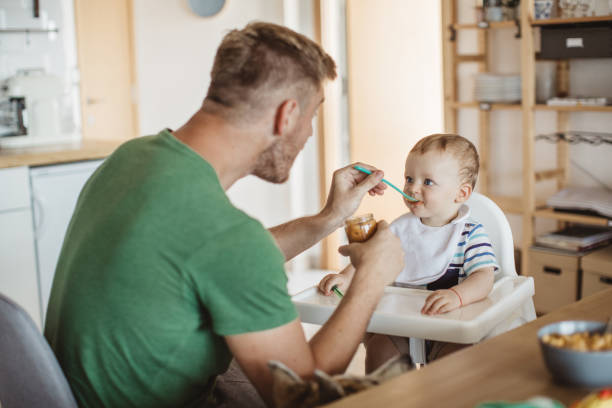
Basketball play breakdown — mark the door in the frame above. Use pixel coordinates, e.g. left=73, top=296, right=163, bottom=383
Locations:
left=75, top=0, right=139, bottom=141
left=30, top=159, right=104, bottom=320
left=346, top=0, right=444, bottom=221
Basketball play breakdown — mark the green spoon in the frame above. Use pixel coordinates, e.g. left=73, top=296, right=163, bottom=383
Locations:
left=354, top=165, right=419, bottom=202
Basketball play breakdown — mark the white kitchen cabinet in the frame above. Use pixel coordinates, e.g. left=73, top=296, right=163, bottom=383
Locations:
left=30, top=159, right=103, bottom=321
left=0, top=160, right=103, bottom=329
left=0, top=166, right=42, bottom=329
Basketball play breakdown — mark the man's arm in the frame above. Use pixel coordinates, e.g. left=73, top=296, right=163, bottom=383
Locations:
left=269, top=163, right=387, bottom=261
left=226, top=285, right=379, bottom=407
left=226, top=221, right=403, bottom=406
left=268, top=210, right=342, bottom=262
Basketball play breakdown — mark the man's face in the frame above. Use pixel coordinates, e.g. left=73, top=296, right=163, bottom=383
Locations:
left=252, top=88, right=324, bottom=183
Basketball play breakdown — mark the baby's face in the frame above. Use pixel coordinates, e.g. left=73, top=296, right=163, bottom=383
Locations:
left=403, top=150, right=465, bottom=225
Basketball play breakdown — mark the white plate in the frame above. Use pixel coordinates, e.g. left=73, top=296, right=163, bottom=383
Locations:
left=292, top=276, right=535, bottom=344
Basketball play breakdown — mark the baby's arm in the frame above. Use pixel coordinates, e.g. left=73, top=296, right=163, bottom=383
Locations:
left=317, top=264, right=356, bottom=296
left=421, top=266, right=494, bottom=315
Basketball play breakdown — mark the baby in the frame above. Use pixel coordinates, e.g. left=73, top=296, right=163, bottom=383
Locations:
left=318, top=134, right=499, bottom=371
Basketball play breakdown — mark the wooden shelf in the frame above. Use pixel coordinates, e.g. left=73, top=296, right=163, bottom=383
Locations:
left=453, top=21, right=516, bottom=30
left=451, top=101, right=522, bottom=110
left=534, top=207, right=612, bottom=226
left=534, top=104, right=612, bottom=112
left=453, top=103, right=612, bottom=112
left=456, top=54, right=486, bottom=63
left=531, top=15, right=612, bottom=26
left=489, top=195, right=523, bottom=214
left=535, top=168, right=564, bottom=182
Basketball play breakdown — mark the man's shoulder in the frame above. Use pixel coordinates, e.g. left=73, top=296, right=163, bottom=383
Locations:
left=193, top=212, right=280, bottom=262
left=217, top=213, right=268, bottom=238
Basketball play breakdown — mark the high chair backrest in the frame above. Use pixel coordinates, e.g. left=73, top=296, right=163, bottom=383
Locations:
left=466, top=192, right=517, bottom=279
left=466, top=192, right=536, bottom=334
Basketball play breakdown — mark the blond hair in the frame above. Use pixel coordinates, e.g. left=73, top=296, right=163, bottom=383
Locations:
left=410, top=134, right=479, bottom=188
left=205, top=22, right=337, bottom=118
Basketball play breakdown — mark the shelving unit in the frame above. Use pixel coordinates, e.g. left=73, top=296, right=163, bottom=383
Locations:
left=534, top=208, right=612, bottom=227
left=441, top=1, right=612, bottom=276
left=534, top=105, right=612, bottom=112
left=453, top=20, right=517, bottom=29
left=531, top=15, right=612, bottom=26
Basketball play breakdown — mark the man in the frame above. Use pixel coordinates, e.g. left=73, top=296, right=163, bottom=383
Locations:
left=45, top=22, right=404, bottom=407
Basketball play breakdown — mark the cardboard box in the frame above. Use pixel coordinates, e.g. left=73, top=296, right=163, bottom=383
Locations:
left=581, top=245, right=612, bottom=298
left=529, top=248, right=580, bottom=314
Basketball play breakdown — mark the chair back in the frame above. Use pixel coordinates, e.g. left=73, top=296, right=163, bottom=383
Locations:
left=0, top=292, right=78, bottom=408
left=466, top=193, right=537, bottom=325
left=466, top=192, right=517, bottom=278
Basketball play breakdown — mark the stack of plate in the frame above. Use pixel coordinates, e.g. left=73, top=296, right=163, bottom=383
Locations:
left=475, top=73, right=521, bottom=103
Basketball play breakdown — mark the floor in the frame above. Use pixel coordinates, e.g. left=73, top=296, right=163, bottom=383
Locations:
left=287, top=269, right=366, bottom=376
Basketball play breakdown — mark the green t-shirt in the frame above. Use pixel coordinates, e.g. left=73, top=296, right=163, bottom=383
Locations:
left=44, top=129, right=297, bottom=408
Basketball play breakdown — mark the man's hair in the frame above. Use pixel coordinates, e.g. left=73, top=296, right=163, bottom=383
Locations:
left=410, top=134, right=480, bottom=188
left=205, top=22, right=337, bottom=117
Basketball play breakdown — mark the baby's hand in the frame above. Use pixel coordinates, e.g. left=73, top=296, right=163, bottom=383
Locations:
left=421, top=289, right=461, bottom=315
left=318, top=273, right=349, bottom=296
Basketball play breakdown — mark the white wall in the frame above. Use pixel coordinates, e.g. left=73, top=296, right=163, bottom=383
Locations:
left=132, top=0, right=324, bottom=271
left=0, top=0, right=80, bottom=135
left=455, top=3, right=612, bottom=244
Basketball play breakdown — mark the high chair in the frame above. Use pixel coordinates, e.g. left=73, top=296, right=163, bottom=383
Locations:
left=292, top=193, right=536, bottom=365
left=407, top=192, right=537, bottom=364
left=466, top=192, right=536, bottom=327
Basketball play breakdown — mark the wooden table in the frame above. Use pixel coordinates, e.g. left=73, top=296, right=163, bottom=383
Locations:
left=326, top=288, right=612, bottom=408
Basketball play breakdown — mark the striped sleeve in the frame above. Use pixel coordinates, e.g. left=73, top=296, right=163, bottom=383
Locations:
left=462, top=223, right=499, bottom=276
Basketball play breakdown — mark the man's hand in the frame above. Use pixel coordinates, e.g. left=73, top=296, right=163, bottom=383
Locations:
left=269, top=163, right=387, bottom=262
left=338, top=220, right=403, bottom=290
left=321, top=163, right=387, bottom=227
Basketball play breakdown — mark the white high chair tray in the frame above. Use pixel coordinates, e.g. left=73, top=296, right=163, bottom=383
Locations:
left=292, top=276, right=534, bottom=344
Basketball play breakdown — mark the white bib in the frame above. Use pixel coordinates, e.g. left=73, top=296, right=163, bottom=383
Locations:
left=390, top=205, right=470, bottom=285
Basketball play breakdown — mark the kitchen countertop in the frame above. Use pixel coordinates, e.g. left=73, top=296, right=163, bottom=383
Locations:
left=324, top=288, right=612, bottom=408
left=0, top=139, right=124, bottom=169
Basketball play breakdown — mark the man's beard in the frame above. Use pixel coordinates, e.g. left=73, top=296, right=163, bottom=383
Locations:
left=252, top=138, right=299, bottom=184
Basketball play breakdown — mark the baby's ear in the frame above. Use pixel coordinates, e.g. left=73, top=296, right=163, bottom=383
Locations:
left=455, top=183, right=472, bottom=203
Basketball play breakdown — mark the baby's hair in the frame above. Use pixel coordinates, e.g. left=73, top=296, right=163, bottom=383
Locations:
left=410, top=134, right=479, bottom=188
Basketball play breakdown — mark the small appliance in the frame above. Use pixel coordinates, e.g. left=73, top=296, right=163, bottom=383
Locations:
left=0, top=69, right=77, bottom=148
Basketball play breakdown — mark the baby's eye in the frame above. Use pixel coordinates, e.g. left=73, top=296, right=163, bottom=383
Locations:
left=424, top=178, right=434, bottom=186
left=405, top=176, right=413, bottom=183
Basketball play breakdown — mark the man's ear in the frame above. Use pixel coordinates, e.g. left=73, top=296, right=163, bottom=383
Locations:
left=455, top=183, right=472, bottom=203
left=274, top=99, right=299, bottom=136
